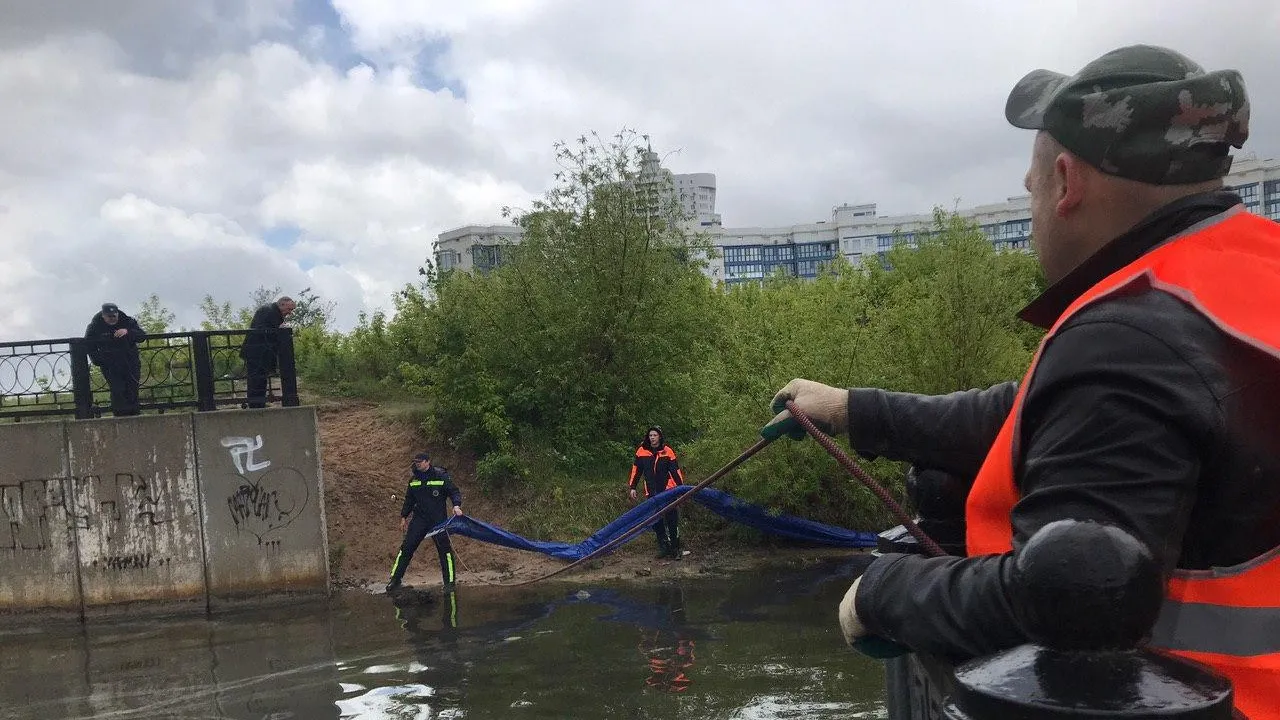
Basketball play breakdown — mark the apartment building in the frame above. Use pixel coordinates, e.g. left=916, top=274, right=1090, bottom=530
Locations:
left=436, top=156, right=1280, bottom=284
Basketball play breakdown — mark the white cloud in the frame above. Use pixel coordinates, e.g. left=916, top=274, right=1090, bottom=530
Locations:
left=2, top=0, right=1278, bottom=345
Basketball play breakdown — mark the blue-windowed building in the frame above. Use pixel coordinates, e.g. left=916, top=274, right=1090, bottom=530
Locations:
left=437, top=157, right=1280, bottom=287
left=707, top=156, right=1280, bottom=285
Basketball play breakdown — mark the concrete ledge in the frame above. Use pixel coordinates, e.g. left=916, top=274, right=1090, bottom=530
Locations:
left=0, top=407, right=328, bottom=619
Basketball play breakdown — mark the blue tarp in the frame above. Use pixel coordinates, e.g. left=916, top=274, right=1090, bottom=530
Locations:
left=423, top=485, right=879, bottom=562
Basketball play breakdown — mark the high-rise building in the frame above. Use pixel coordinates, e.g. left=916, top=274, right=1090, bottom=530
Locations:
left=433, top=152, right=719, bottom=273
left=710, top=155, right=1280, bottom=285
left=436, top=156, right=1280, bottom=284
left=433, top=224, right=524, bottom=275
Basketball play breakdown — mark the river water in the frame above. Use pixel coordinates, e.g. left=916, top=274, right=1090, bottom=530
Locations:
left=0, top=558, right=888, bottom=719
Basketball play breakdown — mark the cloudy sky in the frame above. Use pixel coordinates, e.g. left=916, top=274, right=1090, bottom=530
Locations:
left=2, top=0, right=1277, bottom=340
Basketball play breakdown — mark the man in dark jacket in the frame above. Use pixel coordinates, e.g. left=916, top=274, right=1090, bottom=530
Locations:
left=387, top=452, right=464, bottom=593
left=84, top=303, right=147, bottom=416
left=763, top=46, right=1277, bottom=716
left=628, top=426, right=686, bottom=559
left=239, top=296, right=295, bottom=408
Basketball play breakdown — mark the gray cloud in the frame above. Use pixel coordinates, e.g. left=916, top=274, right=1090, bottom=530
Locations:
left=3, top=0, right=1278, bottom=344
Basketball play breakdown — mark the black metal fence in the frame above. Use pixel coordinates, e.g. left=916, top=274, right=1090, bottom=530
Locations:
left=0, top=329, right=298, bottom=421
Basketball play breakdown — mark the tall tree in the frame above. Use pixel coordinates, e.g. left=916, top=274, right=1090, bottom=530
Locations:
left=135, top=293, right=176, bottom=333
left=421, top=128, right=720, bottom=462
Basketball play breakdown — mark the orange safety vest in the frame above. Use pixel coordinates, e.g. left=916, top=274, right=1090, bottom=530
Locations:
left=966, top=207, right=1280, bottom=719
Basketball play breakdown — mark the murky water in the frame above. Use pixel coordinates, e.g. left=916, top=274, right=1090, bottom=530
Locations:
left=0, top=558, right=887, bottom=719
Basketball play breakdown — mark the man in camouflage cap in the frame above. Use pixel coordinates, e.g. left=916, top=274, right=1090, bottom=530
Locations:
left=763, top=45, right=1280, bottom=716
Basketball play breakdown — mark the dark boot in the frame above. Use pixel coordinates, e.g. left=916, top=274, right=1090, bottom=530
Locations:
left=655, top=531, right=672, bottom=559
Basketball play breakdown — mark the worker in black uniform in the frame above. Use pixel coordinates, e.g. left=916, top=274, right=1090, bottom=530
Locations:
left=84, top=302, right=147, bottom=416
left=386, top=452, right=463, bottom=593
left=238, top=296, right=295, bottom=408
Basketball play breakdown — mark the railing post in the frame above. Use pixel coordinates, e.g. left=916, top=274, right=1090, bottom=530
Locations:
left=192, top=332, right=217, bottom=412
left=940, top=520, right=1235, bottom=719
left=277, top=328, right=299, bottom=407
left=69, top=339, right=94, bottom=420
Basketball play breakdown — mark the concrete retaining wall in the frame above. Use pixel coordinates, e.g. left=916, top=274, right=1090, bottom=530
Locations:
left=0, top=422, right=78, bottom=614
left=194, top=408, right=328, bottom=607
left=0, top=408, right=327, bottom=618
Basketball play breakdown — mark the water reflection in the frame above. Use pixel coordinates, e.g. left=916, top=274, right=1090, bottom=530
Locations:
left=0, top=602, right=340, bottom=720
left=637, top=585, right=696, bottom=693
left=0, top=560, right=888, bottom=719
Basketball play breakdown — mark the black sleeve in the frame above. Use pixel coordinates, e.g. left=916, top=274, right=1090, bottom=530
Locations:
left=249, top=306, right=271, bottom=330
left=85, top=324, right=104, bottom=365
left=855, top=316, right=1212, bottom=659
left=125, top=317, right=147, bottom=344
left=846, top=382, right=1017, bottom=479
left=441, top=470, right=462, bottom=507
left=400, top=485, right=414, bottom=519
left=668, top=453, right=685, bottom=486
left=628, top=452, right=642, bottom=490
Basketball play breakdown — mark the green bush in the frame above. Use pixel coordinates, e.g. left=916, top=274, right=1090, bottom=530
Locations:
left=289, top=130, right=1047, bottom=537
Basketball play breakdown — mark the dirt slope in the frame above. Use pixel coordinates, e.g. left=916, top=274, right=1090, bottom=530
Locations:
left=316, top=400, right=859, bottom=592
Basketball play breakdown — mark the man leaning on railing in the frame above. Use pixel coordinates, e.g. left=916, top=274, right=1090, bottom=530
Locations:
left=84, top=302, right=146, bottom=417
left=239, top=296, right=296, bottom=409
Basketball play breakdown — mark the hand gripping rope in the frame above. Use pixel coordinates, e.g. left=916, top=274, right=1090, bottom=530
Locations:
left=445, top=400, right=944, bottom=589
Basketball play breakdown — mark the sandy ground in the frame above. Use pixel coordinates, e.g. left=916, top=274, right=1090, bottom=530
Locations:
left=316, top=400, right=870, bottom=593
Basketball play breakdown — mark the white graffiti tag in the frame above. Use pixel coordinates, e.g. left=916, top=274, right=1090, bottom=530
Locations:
left=220, top=435, right=272, bottom=475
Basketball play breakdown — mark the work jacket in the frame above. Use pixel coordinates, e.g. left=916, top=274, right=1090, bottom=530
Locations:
left=847, top=192, right=1280, bottom=720
left=629, top=443, right=685, bottom=498
left=965, top=205, right=1280, bottom=718
left=400, top=465, right=462, bottom=525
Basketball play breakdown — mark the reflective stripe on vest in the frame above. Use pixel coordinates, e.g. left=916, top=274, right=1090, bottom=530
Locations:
left=963, top=208, right=1280, bottom=719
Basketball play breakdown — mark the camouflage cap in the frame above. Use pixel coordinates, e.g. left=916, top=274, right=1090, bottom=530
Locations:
left=1005, top=45, right=1250, bottom=185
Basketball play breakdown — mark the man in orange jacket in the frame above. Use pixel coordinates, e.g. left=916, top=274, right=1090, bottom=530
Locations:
left=764, top=45, right=1278, bottom=718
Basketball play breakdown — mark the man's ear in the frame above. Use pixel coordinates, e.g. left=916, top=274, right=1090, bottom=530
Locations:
left=1054, top=152, right=1087, bottom=218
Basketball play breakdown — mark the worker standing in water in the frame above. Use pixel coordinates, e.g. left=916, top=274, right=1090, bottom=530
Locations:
left=387, top=451, right=463, bottom=593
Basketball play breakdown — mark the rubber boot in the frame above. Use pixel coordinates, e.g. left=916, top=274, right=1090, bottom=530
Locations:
left=656, top=534, right=671, bottom=560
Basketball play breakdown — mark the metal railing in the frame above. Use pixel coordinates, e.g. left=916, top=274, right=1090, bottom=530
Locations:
left=0, top=329, right=298, bottom=421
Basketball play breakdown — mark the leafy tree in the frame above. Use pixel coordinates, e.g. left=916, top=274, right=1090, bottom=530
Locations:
left=417, top=129, right=720, bottom=471
left=290, top=287, right=336, bottom=331
left=284, top=129, right=1049, bottom=537
left=135, top=293, right=176, bottom=334
left=199, top=295, right=241, bottom=331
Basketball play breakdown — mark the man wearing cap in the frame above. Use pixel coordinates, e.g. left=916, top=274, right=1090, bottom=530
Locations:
left=763, top=45, right=1279, bottom=716
left=386, top=452, right=464, bottom=594
left=84, top=303, right=147, bottom=416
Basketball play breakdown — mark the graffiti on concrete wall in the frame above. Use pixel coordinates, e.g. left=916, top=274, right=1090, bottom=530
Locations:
left=221, top=435, right=309, bottom=545
left=70, top=472, right=180, bottom=572
left=0, top=478, right=67, bottom=552
left=220, top=436, right=271, bottom=475
left=69, top=473, right=175, bottom=540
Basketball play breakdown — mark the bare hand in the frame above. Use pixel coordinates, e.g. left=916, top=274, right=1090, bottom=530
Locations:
left=453, top=506, right=463, bottom=517
left=113, top=329, right=128, bottom=338
left=400, top=517, right=408, bottom=533
left=629, top=489, right=637, bottom=502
